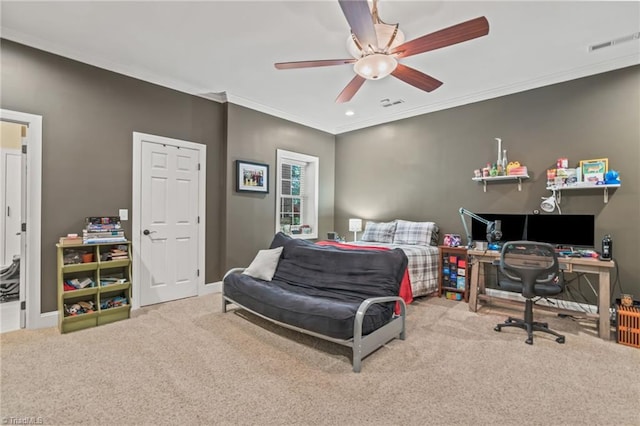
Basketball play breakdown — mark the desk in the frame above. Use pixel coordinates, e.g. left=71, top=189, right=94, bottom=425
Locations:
left=467, top=249, right=616, bottom=340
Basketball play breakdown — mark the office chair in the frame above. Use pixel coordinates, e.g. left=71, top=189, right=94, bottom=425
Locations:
left=494, top=241, right=565, bottom=345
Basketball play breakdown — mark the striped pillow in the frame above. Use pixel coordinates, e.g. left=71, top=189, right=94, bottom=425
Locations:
left=360, top=221, right=397, bottom=243
left=393, top=220, right=439, bottom=246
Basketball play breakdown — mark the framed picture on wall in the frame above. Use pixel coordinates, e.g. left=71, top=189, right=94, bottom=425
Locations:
left=236, top=160, right=269, bottom=193
left=579, top=158, right=608, bottom=184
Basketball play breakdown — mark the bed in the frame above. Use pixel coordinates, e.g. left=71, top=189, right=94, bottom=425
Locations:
left=337, top=219, right=440, bottom=298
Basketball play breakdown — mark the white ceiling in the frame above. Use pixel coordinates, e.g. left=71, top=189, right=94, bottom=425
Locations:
left=1, top=1, right=639, bottom=134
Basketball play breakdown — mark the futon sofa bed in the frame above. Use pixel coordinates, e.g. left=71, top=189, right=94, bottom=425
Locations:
left=222, top=232, right=409, bottom=372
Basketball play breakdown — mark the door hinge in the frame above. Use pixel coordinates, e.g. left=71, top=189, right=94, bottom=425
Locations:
left=20, top=301, right=26, bottom=310
left=197, top=269, right=200, bottom=277
left=197, top=216, right=200, bottom=224
left=21, top=223, right=26, bottom=232
left=22, top=145, right=27, bottom=154
left=198, top=163, right=201, bottom=171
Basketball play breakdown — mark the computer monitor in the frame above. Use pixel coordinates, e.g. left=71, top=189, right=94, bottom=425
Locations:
left=471, top=213, right=527, bottom=243
left=526, top=214, right=595, bottom=248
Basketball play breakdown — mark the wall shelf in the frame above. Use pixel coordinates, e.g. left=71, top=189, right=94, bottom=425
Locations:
left=472, top=175, right=529, bottom=192
left=546, top=182, right=620, bottom=203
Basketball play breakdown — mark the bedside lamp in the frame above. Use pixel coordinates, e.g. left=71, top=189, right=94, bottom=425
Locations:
left=348, top=218, right=362, bottom=242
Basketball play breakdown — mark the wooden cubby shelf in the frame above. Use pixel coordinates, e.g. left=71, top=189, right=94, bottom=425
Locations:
left=56, top=241, right=132, bottom=333
left=438, top=246, right=470, bottom=302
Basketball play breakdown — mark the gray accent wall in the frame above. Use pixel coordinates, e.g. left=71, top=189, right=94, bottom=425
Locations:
left=335, top=65, right=640, bottom=302
left=1, top=39, right=334, bottom=315
left=1, top=40, right=226, bottom=312
left=2, top=37, right=637, bottom=315
left=224, top=104, right=335, bottom=270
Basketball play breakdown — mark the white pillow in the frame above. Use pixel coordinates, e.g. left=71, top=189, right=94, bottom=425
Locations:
left=242, top=246, right=283, bottom=281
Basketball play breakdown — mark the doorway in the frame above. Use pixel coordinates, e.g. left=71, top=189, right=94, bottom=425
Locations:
left=1, top=121, right=23, bottom=332
left=132, top=132, right=207, bottom=308
left=0, top=109, right=42, bottom=332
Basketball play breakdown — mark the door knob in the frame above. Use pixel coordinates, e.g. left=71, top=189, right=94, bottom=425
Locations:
left=143, top=229, right=152, bottom=235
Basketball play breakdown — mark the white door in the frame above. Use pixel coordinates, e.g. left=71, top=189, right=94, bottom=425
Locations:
left=139, top=140, right=200, bottom=306
left=2, top=151, right=21, bottom=266
left=1, top=120, right=25, bottom=333
left=0, top=110, right=43, bottom=331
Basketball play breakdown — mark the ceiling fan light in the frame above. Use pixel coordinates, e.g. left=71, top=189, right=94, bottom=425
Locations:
left=374, top=23, right=405, bottom=50
left=354, top=54, right=397, bottom=80
left=346, top=24, right=405, bottom=58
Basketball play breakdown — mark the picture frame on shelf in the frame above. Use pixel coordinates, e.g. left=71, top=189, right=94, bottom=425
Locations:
left=579, top=158, right=608, bottom=184
left=236, top=160, right=269, bottom=193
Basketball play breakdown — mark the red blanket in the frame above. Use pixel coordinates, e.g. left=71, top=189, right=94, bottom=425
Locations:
left=315, top=241, right=413, bottom=314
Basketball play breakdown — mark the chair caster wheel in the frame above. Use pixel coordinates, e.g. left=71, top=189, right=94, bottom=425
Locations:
left=494, top=326, right=501, bottom=332
left=525, top=338, right=533, bottom=345
left=506, top=318, right=513, bottom=323
left=556, top=336, right=565, bottom=344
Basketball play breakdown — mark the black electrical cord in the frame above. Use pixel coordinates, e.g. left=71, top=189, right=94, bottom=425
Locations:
left=609, top=257, right=623, bottom=307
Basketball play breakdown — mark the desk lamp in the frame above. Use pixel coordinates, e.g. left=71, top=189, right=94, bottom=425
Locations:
left=349, top=218, right=362, bottom=242
left=541, top=190, right=561, bottom=214
left=459, top=208, right=502, bottom=249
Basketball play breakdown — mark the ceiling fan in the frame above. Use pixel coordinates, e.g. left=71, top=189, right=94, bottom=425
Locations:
left=274, top=0, right=489, bottom=103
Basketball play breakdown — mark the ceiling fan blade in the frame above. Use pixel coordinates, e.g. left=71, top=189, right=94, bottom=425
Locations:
left=391, top=64, right=443, bottom=92
left=275, top=59, right=356, bottom=70
left=335, top=75, right=366, bottom=103
left=391, top=16, right=489, bottom=58
left=338, top=0, right=378, bottom=50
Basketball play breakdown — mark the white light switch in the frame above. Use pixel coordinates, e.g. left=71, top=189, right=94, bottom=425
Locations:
left=119, top=209, right=129, bottom=221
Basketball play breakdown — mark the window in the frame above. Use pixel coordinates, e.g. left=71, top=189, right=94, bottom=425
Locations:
left=276, top=149, right=319, bottom=239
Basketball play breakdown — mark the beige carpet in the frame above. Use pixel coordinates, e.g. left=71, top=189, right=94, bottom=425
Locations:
left=1, top=293, right=639, bottom=426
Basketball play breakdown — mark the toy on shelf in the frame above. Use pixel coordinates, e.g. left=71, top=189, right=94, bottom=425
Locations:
left=63, top=300, right=95, bottom=316
left=605, top=170, right=620, bottom=185
left=100, top=296, right=128, bottom=310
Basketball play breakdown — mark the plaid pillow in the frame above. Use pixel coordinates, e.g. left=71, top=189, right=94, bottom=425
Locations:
left=393, top=220, right=439, bottom=246
left=360, top=221, right=397, bottom=243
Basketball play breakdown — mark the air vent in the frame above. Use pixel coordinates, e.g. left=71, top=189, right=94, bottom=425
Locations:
left=589, top=32, right=640, bottom=52
left=380, top=98, right=405, bottom=108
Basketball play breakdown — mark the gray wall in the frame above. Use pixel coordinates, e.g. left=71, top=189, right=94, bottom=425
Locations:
left=2, top=37, right=637, bottom=313
left=225, top=104, right=335, bottom=270
left=335, top=65, right=640, bottom=302
left=1, top=40, right=226, bottom=312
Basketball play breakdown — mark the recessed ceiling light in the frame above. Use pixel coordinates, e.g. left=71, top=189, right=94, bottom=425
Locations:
left=345, top=110, right=355, bottom=116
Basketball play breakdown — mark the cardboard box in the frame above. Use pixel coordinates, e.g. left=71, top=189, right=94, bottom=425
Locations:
left=508, top=166, right=528, bottom=176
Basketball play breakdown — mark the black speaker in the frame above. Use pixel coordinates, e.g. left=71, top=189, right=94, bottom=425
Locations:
left=600, top=234, right=612, bottom=260
left=327, top=232, right=336, bottom=240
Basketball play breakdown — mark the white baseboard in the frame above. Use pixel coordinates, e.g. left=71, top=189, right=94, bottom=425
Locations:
left=1, top=305, right=58, bottom=332
left=38, top=310, right=58, bottom=329
left=485, top=288, right=599, bottom=315
left=6, top=283, right=223, bottom=334
left=23, top=281, right=222, bottom=333
left=201, top=281, right=222, bottom=294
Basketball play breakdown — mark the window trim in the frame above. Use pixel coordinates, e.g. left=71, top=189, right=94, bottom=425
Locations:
left=275, top=149, right=319, bottom=240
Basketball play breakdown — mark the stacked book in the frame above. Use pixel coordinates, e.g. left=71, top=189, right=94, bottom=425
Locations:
left=59, top=234, right=82, bottom=246
left=64, top=277, right=95, bottom=290
left=83, top=216, right=127, bottom=244
left=109, top=246, right=129, bottom=260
